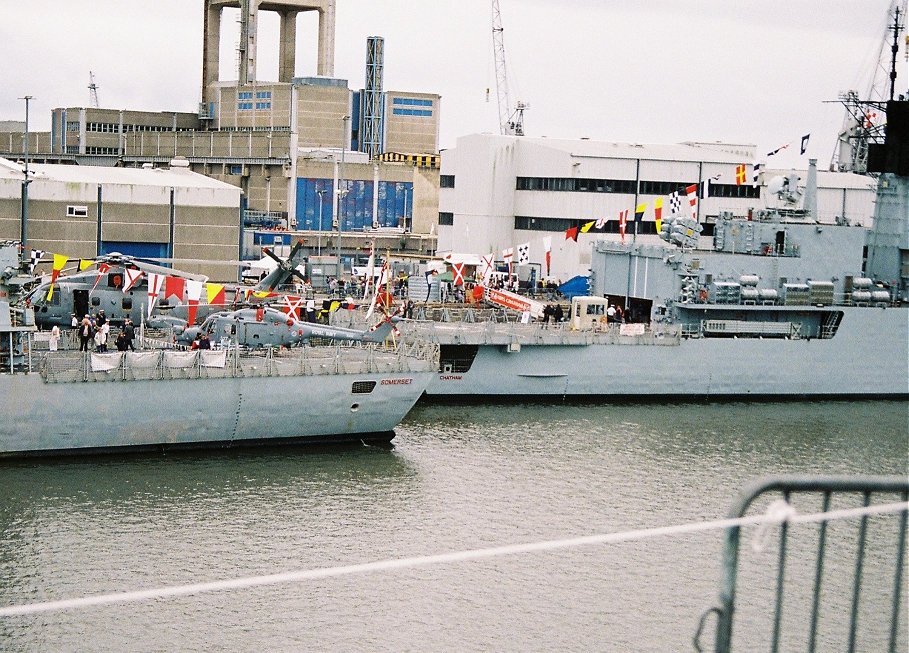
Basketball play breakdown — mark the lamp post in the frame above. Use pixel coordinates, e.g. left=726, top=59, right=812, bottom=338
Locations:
left=316, top=189, right=326, bottom=256
left=19, top=95, right=33, bottom=261
left=335, top=115, right=350, bottom=278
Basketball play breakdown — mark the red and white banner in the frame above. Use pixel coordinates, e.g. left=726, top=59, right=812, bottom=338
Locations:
left=164, top=275, right=185, bottom=302
left=185, top=279, right=204, bottom=325
left=91, top=263, right=110, bottom=293
left=618, top=209, right=628, bottom=244
left=122, top=267, right=144, bottom=293
left=281, top=295, right=303, bottom=318
left=481, top=253, right=495, bottom=285
left=451, top=261, right=465, bottom=287
left=686, top=184, right=699, bottom=222
left=146, top=273, right=164, bottom=318
left=502, top=247, right=514, bottom=277
left=483, top=286, right=546, bottom=319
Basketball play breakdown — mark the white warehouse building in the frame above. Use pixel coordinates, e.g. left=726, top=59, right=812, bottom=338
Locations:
left=437, top=134, right=876, bottom=283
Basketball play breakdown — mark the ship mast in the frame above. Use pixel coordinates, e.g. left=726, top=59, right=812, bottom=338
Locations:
left=831, top=2, right=906, bottom=173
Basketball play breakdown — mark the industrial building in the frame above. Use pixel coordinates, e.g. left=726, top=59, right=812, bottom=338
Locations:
left=0, top=157, right=242, bottom=281
left=0, top=0, right=440, bottom=275
left=437, top=133, right=877, bottom=283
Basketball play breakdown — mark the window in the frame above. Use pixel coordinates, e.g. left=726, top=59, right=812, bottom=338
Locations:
left=392, top=108, right=432, bottom=117
left=229, top=165, right=243, bottom=175
left=515, top=216, right=576, bottom=232
left=440, top=175, right=455, bottom=188
left=121, top=297, right=132, bottom=310
left=237, top=102, right=253, bottom=110
left=513, top=216, right=659, bottom=235
left=255, top=102, right=271, bottom=110
left=91, top=297, right=101, bottom=306
left=640, top=180, right=685, bottom=195
left=392, top=97, right=433, bottom=107
left=438, top=212, right=454, bottom=226
left=238, top=92, right=253, bottom=100
left=255, top=91, right=272, bottom=99
left=707, top=183, right=761, bottom=199
left=66, top=205, right=89, bottom=218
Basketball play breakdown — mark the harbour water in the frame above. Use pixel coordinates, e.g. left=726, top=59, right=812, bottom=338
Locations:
left=0, top=400, right=906, bottom=652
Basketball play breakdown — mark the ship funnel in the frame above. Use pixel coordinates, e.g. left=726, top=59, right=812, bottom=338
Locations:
left=804, top=158, right=818, bottom=220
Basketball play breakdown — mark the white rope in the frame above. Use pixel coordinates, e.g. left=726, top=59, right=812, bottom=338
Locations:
left=1, top=500, right=905, bottom=618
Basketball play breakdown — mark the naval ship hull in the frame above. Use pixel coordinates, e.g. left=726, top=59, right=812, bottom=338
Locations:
left=0, top=346, right=435, bottom=457
left=420, top=307, right=908, bottom=399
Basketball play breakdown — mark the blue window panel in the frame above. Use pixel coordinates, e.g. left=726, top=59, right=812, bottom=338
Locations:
left=100, top=241, right=168, bottom=260
left=255, top=102, right=271, bottom=110
left=392, top=108, right=431, bottom=117
left=255, top=91, right=271, bottom=99
left=292, top=179, right=413, bottom=232
left=238, top=92, right=253, bottom=99
left=295, top=178, right=335, bottom=232
left=252, top=232, right=291, bottom=246
left=392, top=97, right=433, bottom=107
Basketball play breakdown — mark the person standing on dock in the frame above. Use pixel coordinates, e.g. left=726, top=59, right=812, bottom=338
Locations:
left=79, top=315, right=92, bottom=352
left=123, top=319, right=136, bottom=351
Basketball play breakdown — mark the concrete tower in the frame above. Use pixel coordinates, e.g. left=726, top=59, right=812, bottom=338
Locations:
left=202, top=0, right=336, bottom=104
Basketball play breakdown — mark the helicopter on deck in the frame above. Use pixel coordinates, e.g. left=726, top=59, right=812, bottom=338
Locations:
left=24, top=240, right=310, bottom=329
left=175, top=305, right=394, bottom=349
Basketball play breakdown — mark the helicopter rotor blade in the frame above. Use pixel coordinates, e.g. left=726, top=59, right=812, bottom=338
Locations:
left=261, top=247, right=285, bottom=267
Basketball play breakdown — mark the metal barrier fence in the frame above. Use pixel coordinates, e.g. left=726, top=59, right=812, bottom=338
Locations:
left=696, top=475, right=908, bottom=653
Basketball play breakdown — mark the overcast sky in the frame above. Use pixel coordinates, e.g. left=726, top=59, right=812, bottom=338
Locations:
left=2, top=0, right=905, bottom=169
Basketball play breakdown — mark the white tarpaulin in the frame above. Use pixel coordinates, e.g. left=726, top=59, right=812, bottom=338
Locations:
left=200, top=350, right=227, bottom=368
left=163, top=351, right=198, bottom=369
left=91, top=352, right=123, bottom=372
left=619, top=323, right=646, bottom=336
left=126, top=351, right=161, bottom=369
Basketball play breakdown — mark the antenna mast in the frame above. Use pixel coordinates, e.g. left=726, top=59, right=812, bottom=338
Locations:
left=88, top=71, right=100, bottom=108
left=831, top=1, right=906, bottom=172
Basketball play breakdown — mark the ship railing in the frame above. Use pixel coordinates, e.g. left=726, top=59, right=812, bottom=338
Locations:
left=37, top=340, right=438, bottom=383
left=694, top=475, right=908, bottom=653
left=397, top=319, right=682, bottom=346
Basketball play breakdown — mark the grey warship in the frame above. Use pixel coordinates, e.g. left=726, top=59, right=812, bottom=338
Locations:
left=401, top=101, right=909, bottom=400
left=0, top=244, right=438, bottom=457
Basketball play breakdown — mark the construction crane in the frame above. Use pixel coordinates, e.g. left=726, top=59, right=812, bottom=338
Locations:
left=88, top=71, right=100, bottom=109
left=492, top=0, right=528, bottom=136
